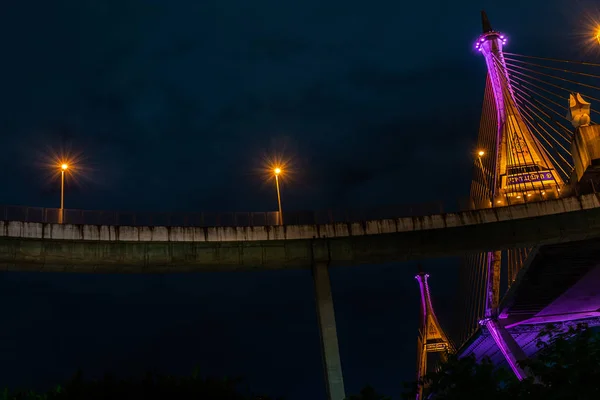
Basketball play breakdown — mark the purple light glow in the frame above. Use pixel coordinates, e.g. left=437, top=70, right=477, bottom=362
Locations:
left=478, top=30, right=516, bottom=170
left=482, top=319, right=527, bottom=380
left=415, top=274, right=429, bottom=325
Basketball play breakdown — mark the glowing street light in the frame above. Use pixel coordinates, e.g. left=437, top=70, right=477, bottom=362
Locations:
left=273, top=167, right=284, bottom=225
left=476, top=150, right=486, bottom=172
left=596, top=26, right=600, bottom=45
left=59, top=163, right=68, bottom=223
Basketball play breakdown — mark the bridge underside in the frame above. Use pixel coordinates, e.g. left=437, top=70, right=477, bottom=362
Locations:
left=459, top=236, right=600, bottom=363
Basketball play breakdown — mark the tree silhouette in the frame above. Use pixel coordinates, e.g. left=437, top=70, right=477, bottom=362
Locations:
left=345, top=385, right=391, bottom=400
left=1, top=368, right=282, bottom=400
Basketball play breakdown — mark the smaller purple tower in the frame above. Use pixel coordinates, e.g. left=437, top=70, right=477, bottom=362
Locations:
left=415, top=268, right=453, bottom=400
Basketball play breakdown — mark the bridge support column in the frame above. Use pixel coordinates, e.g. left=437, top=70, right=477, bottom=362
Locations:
left=483, top=251, right=531, bottom=380
left=312, top=261, right=346, bottom=400
left=481, top=318, right=530, bottom=380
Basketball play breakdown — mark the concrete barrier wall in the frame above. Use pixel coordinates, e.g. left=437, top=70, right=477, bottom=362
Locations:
left=0, top=194, right=599, bottom=243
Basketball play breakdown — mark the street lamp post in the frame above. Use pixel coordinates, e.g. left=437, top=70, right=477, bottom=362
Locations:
left=274, top=167, right=283, bottom=225
left=59, top=163, right=68, bottom=223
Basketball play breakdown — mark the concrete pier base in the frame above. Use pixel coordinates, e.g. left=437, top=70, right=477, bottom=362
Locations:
left=312, top=261, right=345, bottom=400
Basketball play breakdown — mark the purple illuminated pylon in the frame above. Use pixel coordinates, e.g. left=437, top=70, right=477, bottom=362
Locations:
left=476, top=10, right=514, bottom=189
left=415, top=269, right=453, bottom=400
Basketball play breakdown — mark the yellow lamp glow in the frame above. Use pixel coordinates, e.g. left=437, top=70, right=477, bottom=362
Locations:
left=274, top=167, right=281, bottom=175
left=478, top=150, right=485, bottom=157
left=61, top=163, right=68, bottom=171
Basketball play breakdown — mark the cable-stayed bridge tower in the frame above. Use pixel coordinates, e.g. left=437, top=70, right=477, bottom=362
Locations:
left=468, top=10, right=563, bottom=380
left=475, top=10, right=563, bottom=206
left=453, top=10, right=600, bottom=382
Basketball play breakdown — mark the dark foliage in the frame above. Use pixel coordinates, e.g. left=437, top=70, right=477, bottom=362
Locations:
left=401, top=323, right=600, bottom=400
left=344, top=385, right=391, bottom=400
left=1, top=368, right=282, bottom=400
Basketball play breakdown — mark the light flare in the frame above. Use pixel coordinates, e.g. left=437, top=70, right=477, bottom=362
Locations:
left=575, top=11, right=600, bottom=54
left=258, top=152, right=296, bottom=186
left=39, top=145, right=89, bottom=189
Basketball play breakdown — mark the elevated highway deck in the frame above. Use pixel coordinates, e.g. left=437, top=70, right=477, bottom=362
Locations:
left=1, top=194, right=600, bottom=272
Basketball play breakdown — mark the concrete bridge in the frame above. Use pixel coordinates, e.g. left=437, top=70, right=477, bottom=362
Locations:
left=1, top=194, right=600, bottom=273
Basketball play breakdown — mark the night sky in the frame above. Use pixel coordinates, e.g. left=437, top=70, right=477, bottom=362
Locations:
left=0, top=1, right=598, bottom=399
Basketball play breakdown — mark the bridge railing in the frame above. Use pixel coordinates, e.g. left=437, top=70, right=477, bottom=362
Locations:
left=0, top=183, right=593, bottom=227
left=0, top=201, right=448, bottom=227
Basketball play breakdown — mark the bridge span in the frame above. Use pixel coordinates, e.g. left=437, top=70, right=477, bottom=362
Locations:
left=1, top=193, right=600, bottom=272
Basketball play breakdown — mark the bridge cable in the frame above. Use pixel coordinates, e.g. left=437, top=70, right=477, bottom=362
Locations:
left=511, top=77, right=571, bottom=118
left=493, top=56, right=550, bottom=190
left=512, top=97, right=573, bottom=167
left=503, top=65, right=600, bottom=115
left=504, top=53, right=600, bottom=69
left=505, top=72, right=573, bottom=106
left=507, top=79, right=574, bottom=167
left=504, top=61, right=600, bottom=94
left=495, top=57, right=546, bottom=193
left=493, top=55, right=568, bottom=188
left=509, top=82, right=575, bottom=144
left=510, top=97, right=574, bottom=177
left=507, top=61, right=600, bottom=101
left=504, top=57, right=600, bottom=81
left=509, top=80, right=574, bottom=139
left=512, top=102, right=573, bottom=171
left=508, top=72, right=600, bottom=131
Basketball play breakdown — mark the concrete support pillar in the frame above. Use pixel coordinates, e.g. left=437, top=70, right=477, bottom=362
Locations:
left=312, top=261, right=346, bottom=400
left=485, top=250, right=501, bottom=317
left=482, top=318, right=530, bottom=380
left=483, top=250, right=531, bottom=380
